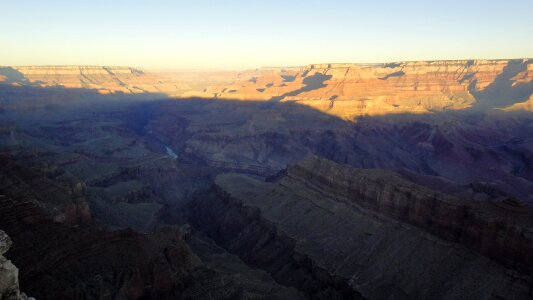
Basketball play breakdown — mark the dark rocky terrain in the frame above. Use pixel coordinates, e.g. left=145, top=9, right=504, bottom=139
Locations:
left=0, top=155, right=304, bottom=300
left=190, top=156, right=533, bottom=299
left=1, top=60, right=533, bottom=299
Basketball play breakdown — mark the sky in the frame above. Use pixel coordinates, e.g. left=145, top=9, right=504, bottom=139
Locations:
left=1, top=0, right=532, bottom=70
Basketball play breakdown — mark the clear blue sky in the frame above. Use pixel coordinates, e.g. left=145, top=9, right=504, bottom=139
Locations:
left=1, top=0, right=532, bottom=69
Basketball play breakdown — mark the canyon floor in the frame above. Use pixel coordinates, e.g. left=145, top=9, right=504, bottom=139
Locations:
left=1, top=59, right=533, bottom=299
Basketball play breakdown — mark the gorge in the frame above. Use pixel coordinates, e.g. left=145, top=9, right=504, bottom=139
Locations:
left=1, top=59, right=533, bottom=299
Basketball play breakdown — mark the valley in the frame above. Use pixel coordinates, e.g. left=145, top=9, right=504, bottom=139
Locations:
left=1, top=59, right=533, bottom=299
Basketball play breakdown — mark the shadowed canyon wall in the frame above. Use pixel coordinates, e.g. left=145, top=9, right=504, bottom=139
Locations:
left=189, top=156, right=533, bottom=299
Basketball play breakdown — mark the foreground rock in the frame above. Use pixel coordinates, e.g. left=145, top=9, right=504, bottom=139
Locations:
left=190, top=155, right=533, bottom=299
left=0, top=230, right=26, bottom=300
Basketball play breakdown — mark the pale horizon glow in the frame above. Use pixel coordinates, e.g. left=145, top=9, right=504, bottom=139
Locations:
left=1, top=0, right=532, bottom=70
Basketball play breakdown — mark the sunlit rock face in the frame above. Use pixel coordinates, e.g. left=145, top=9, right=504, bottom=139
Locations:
left=190, top=59, right=533, bottom=119
left=1, top=66, right=190, bottom=96
left=3, top=59, right=531, bottom=119
left=505, top=94, right=533, bottom=111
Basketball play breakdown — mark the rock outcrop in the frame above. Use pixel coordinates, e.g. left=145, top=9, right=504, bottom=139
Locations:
left=189, top=155, right=533, bottom=299
left=0, top=230, right=26, bottom=300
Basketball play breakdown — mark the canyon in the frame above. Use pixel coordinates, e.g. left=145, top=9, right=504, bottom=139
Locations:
left=187, top=59, right=533, bottom=118
left=190, top=155, right=533, bottom=299
left=1, top=59, right=533, bottom=299
left=2, top=59, right=532, bottom=120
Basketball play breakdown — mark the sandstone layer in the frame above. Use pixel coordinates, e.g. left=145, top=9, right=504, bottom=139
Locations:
left=0, top=66, right=189, bottom=96
left=3, top=59, right=532, bottom=121
left=189, top=59, right=533, bottom=119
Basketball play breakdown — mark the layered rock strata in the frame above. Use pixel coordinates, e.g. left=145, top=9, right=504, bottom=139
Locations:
left=190, top=155, right=533, bottom=299
left=0, top=66, right=189, bottom=96
left=190, top=59, right=533, bottom=119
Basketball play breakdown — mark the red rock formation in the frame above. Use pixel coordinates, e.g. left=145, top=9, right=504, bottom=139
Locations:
left=3, top=59, right=531, bottom=119
left=189, top=59, right=533, bottom=119
left=4, top=66, right=189, bottom=96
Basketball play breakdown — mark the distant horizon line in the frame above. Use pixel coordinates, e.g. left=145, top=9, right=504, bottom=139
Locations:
left=2, top=57, right=531, bottom=72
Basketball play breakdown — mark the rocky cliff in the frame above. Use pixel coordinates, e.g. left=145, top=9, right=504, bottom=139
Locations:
left=189, top=155, right=533, bottom=299
left=4, top=59, right=532, bottom=120
left=289, top=155, right=533, bottom=274
left=188, top=59, right=533, bottom=119
left=0, top=66, right=190, bottom=96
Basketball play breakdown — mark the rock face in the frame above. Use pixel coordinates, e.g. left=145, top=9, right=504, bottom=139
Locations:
left=505, top=94, right=533, bottom=112
left=0, top=66, right=190, bottom=96
left=0, top=230, right=25, bottom=300
left=289, top=155, right=533, bottom=274
left=3, top=59, right=532, bottom=120
left=189, top=59, right=533, bottom=119
left=190, top=155, right=533, bottom=299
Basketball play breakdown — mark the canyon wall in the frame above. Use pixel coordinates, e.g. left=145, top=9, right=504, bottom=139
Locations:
left=190, top=155, right=533, bottom=299
left=2, top=59, right=532, bottom=120
left=187, top=59, right=533, bottom=119
left=0, top=66, right=189, bottom=96
left=289, top=155, right=533, bottom=274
